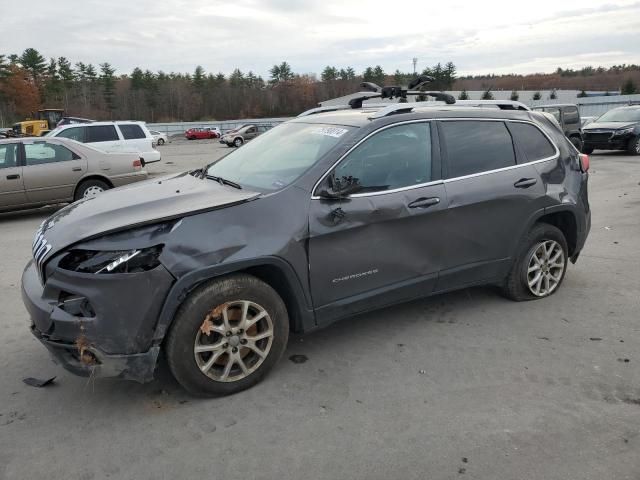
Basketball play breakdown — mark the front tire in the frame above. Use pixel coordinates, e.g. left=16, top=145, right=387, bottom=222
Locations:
left=165, top=274, right=289, bottom=396
left=157, top=138, right=165, bottom=145
left=233, top=137, right=244, bottom=148
left=502, top=223, right=568, bottom=301
left=74, top=179, right=110, bottom=201
left=627, top=136, right=640, bottom=155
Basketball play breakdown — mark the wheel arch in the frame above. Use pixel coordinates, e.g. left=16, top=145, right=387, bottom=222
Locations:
left=533, top=209, right=578, bottom=257
left=153, top=257, right=315, bottom=345
left=73, top=175, right=114, bottom=198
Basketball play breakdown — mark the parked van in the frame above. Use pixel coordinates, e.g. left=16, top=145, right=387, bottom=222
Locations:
left=47, top=121, right=161, bottom=163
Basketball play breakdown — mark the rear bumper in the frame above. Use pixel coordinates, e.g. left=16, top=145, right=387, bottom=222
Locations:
left=21, top=259, right=174, bottom=382
left=110, top=171, right=149, bottom=188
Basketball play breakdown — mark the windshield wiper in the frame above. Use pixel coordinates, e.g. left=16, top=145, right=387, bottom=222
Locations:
left=205, top=175, right=242, bottom=189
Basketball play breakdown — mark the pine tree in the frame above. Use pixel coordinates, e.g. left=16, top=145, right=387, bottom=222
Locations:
left=510, top=90, right=519, bottom=101
left=621, top=78, right=637, bottom=95
left=481, top=88, right=494, bottom=100
left=19, top=48, right=46, bottom=85
left=321, top=66, right=338, bottom=82
left=532, top=91, right=542, bottom=100
left=193, top=65, right=205, bottom=90
left=549, top=89, right=557, bottom=99
left=99, top=62, right=116, bottom=116
left=458, top=89, right=469, bottom=100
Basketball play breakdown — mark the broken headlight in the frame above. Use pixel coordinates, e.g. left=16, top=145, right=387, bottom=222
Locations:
left=59, top=246, right=163, bottom=274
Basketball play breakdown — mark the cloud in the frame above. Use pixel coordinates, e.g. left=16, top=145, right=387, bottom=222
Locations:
left=1, top=0, right=639, bottom=78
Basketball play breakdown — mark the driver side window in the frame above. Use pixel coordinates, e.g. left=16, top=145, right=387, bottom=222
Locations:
left=332, top=122, right=431, bottom=194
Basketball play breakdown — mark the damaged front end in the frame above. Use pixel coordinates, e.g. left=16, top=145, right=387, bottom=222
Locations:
left=22, top=222, right=178, bottom=382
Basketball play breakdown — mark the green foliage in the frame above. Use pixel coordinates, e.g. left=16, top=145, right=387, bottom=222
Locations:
left=481, top=88, right=494, bottom=100
left=577, top=90, right=588, bottom=98
left=19, top=48, right=46, bottom=84
left=510, top=90, right=519, bottom=101
left=458, top=89, right=469, bottom=100
left=532, top=91, right=541, bottom=100
left=321, top=66, right=338, bottom=82
left=269, top=61, right=294, bottom=84
left=193, top=65, right=205, bottom=89
left=99, top=62, right=116, bottom=113
left=549, top=89, right=557, bottom=99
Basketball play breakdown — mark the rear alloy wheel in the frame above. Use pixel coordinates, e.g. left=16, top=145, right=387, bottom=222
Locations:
left=157, top=138, right=165, bottom=145
left=233, top=137, right=244, bottom=148
left=166, top=274, right=289, bottom=396
left=627, top=136, right=640, bottom=155
left=74, top=179, right=110, bottom=201
left=502, top=223, right=568, bottom=301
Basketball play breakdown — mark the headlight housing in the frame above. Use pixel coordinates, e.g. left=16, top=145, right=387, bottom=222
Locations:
left=613, top=126, right=635, bottom=136
left=59, top=246, right=163, bottom=274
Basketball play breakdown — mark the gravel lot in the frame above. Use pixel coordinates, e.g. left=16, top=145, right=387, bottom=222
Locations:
left=1, top=144, right=639, bottom=480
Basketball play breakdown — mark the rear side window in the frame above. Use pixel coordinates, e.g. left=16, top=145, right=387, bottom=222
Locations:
left=86, top=125, right=119, bottom=143
left=441, top=121, right=515, bottom=178
left=119, top=124, right=146, bottom=140
left=56, top=126, right=85, bottom=142
left=509, top=122, right=557, bottom=162
left=24, top=142, right=79, bottom=165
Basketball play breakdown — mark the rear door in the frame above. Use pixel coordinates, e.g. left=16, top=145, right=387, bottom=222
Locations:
left=308, top=121, right=448, bottom=322
left=21, top=140, right=87, bottom=203
left=0, top=142, right=26, bottom=208
left=436, top=119, right=549, bottom=290
left=85, top=124, right=122, bottom=153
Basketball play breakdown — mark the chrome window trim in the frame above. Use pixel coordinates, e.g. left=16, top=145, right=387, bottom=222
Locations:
left=310, top=117, right=559, bottom=200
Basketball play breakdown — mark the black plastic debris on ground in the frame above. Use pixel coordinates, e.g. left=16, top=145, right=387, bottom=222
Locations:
left=289, top=354, right=308, bottom=364
left=22, top=376, right=56, bottom=388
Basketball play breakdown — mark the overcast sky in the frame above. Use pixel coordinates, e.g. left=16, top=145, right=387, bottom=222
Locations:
left=3, top=0, right=640, bottom=78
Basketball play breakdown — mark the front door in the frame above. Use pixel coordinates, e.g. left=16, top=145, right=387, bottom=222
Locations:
left=21, top=140, right=87, bottom=203
left=0, top=143, right=26, bottom=208
left=308, top=121, right=448, bottom=324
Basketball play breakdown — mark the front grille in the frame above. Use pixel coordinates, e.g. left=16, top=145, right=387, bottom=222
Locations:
left=584, top=131, right=613, bottom=143
left=32, top=226, right=52, bottom=281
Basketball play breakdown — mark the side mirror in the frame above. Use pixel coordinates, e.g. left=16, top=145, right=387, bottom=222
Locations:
left=317, top=173, right=362, bottom=199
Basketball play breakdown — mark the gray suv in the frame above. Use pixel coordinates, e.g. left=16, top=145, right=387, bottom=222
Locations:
left=21, top=105, right=591, bottom=396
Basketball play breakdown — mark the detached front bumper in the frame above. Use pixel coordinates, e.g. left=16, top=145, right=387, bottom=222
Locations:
left=583, top=133, right=633, bottom=151
left=21, top=259, right=174, bottom=382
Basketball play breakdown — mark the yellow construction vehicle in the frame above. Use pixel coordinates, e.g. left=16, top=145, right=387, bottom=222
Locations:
left=11, top=109, right=65, bottom=137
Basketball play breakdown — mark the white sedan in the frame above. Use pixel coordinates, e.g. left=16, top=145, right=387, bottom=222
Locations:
left=150, top=130, right=169, bottom=145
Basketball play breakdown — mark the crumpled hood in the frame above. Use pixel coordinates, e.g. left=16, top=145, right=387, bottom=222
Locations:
left=584, top=121, right=638, bottom=131
left=35, top=172, right=260, bottom=261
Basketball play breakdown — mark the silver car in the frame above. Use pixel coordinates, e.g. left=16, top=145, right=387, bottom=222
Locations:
left=0, top=137, right=148, bottom=212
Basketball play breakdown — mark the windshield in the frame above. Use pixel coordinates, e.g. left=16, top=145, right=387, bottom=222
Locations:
left=596, top=108, right=640, bottom=123
left=207, top=122, right=353, bottom=191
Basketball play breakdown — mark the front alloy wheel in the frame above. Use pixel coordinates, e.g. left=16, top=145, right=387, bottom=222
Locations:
left=166, top=274, right=289, bottom=396
left=194, top=301, right=274, bottom=382
left=526, top=240, right=566, bottom=297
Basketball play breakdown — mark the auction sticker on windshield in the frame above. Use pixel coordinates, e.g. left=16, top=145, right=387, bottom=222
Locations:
left=310, top=126, right=349, bottom=138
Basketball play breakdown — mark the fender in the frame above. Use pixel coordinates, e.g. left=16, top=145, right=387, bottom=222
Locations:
left=152, top=255, right=316, bottom=343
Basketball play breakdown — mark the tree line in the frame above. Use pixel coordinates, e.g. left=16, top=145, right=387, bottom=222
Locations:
left=0, top=49, right=460, bottom=125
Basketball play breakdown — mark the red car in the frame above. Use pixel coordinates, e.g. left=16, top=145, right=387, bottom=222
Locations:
left=185, top=127, right=221, bottom=140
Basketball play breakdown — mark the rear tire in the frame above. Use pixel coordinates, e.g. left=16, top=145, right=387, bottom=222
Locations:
left=581, top=146, right=594, bottom=155
left=627, top=136, right=640, bottom=155
left=233, top=137, right=244, bottom=148
left=165, top=274, right=289, bottom=396
left=74, top=179, right=110, bottom=201
left=157, top=138, right=165, bottom=145
left=569, top=136, right=583, bottom=152
left=502, top=223, right=568, bottom=301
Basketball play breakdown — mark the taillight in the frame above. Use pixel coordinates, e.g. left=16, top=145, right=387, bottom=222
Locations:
left=579, top=153, right=589, bottom=173
left=133, top=159, right=143, bottom=170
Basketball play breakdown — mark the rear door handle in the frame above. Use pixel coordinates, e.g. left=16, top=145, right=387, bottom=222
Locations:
left=6, top=174, right=20, bottom=180
left=408, top=197, right=440, bottom=209
left=72, top=167, right=82, bottom=172
left=514, top=178, right=537, bottom=188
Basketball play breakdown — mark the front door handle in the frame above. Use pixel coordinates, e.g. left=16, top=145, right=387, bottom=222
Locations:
left=6, top=174, right=20, bottom=180
left=408, top=197, right=440, bottom=209
left=514, top=178, right=537, bottom=188
left=72, top=167, right=82, bottom=172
